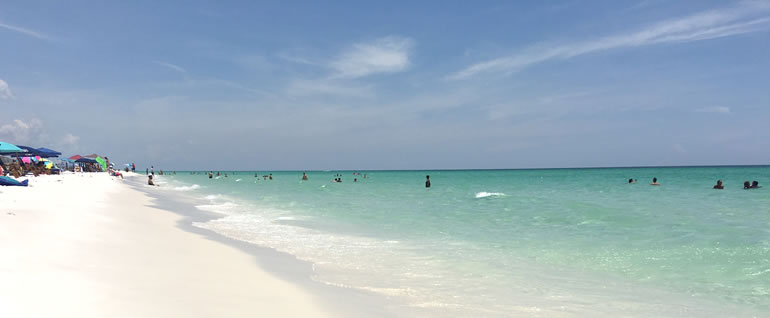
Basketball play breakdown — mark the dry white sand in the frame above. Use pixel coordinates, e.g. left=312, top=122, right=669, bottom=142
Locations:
left=0, top=172, right=333, bottom=318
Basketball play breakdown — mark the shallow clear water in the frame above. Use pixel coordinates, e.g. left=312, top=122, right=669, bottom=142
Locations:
left=155, top=167, right=770, bottom=317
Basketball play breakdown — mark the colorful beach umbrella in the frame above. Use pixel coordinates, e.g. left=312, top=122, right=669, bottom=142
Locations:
left=95, top=156, right=107, bottom=170
left=68, top=155, right=82, bottom=160
left=0, top=141, right=23, bottom=153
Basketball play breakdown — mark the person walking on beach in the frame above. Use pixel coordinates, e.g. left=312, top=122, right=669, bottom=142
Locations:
left=131, top=163, right=136, bottom=172
left=650, top=177, right=660, bottom=186
left=425, top=175, right=431, bottom=188
left=713, top=180, right=724, bottom=189
left=151, top=166, right=155, bottom=175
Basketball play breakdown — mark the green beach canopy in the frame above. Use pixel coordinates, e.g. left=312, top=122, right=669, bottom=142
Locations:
left=95, top=156, right=107, bottom=170
left=0, top=141, right=23, bottom=153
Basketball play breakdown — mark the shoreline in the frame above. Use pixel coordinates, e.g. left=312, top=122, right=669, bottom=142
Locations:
left=124, top=174, right=401, bottom=318
left=0, top=172, right=396, bottom=317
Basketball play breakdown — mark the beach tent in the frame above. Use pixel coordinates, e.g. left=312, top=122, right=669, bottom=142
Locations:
left=36, top=147, right=61, bottom=157
left=0, top=141, right=23, bottom=153
left=75, top=158, right=98, bottom=163
left=68, top=155, right=82, bottom=160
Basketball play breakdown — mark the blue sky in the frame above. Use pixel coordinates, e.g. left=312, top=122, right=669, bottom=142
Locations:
left=1, top=0, right=769, bottom=170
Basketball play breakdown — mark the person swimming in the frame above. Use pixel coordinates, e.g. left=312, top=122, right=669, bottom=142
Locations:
left=751, top=181, right=761, bottom=189
left=744, top=181, right=751, bottom=189
left=713, top=180, right=724, bottom=189
left=650, top=177, right=660, bottom=186
left=425, top=175, right=431, bottom=188
left=628, top=178, right=635, bottom=184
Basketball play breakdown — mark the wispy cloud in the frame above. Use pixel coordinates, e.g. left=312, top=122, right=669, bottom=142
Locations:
left=450, top=2, right=770, bottom=80
left=0, top=79, right=13, bottom=99
left=696, top=106, right=731, bottom=114
left=0, top=21, right=51, bottom=40
left=62, top=133, right=80, bottom=145
left=153, top=61, right=187, bottom=73
left=330, top=36, right=414, bottom=78
left=287, top=79, right=374, bottom=98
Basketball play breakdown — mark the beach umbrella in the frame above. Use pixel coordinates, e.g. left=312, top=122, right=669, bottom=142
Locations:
left=69, top=155, right=82, bottom=160
left=21, top=157, right=32, bottom=164
left=95, top=156, right=107, bottom=170
left=36, top=147, right=61, bottom=157
left=84, top=153, right=100, bottom=158
left=0, top=141, right=23, bottom=153
left=15, top=145, right=45, bottom=156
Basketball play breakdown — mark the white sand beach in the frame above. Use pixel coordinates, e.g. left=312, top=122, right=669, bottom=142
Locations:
left=0, top=173, right=334, bottom=318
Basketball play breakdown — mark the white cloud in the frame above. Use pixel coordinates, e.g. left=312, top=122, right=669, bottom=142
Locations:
left=62, top=133, right=80, bottom=145
left=153, top=61, right=187, bottom=73
left=287, top=79, right=374, bottom=98
left=0, top=21, right=51, bottom=40
left=330, top=36, right=414, bottom=78
left=0, top=79, right=13, bottom=99
left=450, top=2, right=770, bottom=80
left=0, top=118, right=44, bottom=144
left=696, top=106, right=731, bottom=114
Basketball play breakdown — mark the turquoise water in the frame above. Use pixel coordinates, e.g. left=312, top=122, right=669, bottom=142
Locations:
left=155, top=167, right=770, bottom=317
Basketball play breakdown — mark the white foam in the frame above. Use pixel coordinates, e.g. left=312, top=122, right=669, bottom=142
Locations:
left=173, top=184, right=201, bottom=191
left=195, top=202, right=240, bottom=214
left=475, top=192, right=505, bottom=198
left=203, top=194, right=222, bottom=201
left=235, top=179, right=242, bottom=182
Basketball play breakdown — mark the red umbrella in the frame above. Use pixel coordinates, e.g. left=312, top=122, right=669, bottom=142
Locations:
left=69, top=155, right=82, bottom=160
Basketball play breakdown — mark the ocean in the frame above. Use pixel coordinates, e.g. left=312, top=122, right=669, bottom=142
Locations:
left=153, top=166, right=770, bottom=317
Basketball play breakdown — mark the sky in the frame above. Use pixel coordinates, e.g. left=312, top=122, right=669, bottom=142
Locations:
left=1, top=0, right=769, bottom=170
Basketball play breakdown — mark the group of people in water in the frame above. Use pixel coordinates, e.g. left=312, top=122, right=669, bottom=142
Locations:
left=628, top=177, right=761, bottom=189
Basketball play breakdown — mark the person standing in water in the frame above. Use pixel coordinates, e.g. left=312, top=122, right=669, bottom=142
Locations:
left=650, top=177, right=660, bottom=186
left=302, top=172, right=308, bottom=180
left=425, top=175, right=431, bottom=188
left=713, top=180, right=724, bottom=189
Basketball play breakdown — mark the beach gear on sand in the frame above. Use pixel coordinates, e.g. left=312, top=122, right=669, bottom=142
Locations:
left=0, top=176, right=29, bottom=187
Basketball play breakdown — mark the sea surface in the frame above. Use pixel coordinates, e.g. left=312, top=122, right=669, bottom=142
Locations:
left=153, top=167, right=770, bottom=317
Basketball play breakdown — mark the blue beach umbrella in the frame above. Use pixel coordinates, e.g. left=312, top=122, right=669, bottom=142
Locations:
left=0, top=141, right=23, bottom=153
left=36, top=147, right=62, bottom=157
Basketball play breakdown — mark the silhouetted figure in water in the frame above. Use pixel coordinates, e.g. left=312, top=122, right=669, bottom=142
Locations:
left=713, top=180, right=724, bottom=189
left=744, top=181, right=751, bottom=189
left=751, top=181, right=761, bottom=189
left=425, top=175, right=431, bottom=188
left=650, top=177, right=660, bottom=186
left=302, top=172, right=308, bottom=181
